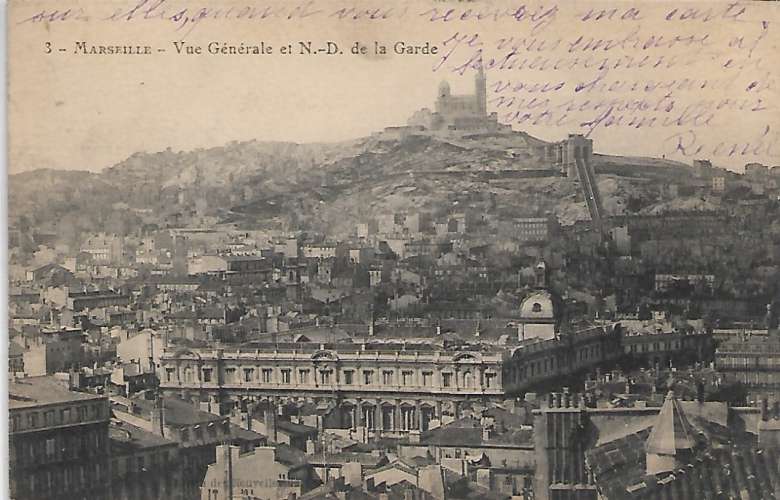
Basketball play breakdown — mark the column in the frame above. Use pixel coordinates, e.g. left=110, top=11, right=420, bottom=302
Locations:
left=356, top=399, right=363, bottom=427
left=374, top=401, right=381, bottom=431
left=394, top=400, right=401, bottom=431
left=416, top=401, right=423, bottom=431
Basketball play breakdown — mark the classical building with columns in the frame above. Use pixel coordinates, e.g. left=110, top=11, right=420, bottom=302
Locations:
left=158, top=340, right=505, bottom=435
left=156, top=317, right=628, bottom=438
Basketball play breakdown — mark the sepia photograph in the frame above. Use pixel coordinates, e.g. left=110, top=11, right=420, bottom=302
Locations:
left=5, top=0, right=780, bottom=498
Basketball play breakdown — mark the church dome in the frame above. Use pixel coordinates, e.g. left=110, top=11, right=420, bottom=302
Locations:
left=438, top=81, right=451, bottom=97
left=520, top=290, right=555, bottom=319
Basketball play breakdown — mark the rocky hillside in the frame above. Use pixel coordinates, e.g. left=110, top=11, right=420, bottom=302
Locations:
left=9, top=131, right=706, bottom=244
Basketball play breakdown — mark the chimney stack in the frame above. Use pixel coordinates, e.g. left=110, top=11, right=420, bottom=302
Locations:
left=151, top=396, right=165, bottom=437
left=264, top=403, right=278, bottom=443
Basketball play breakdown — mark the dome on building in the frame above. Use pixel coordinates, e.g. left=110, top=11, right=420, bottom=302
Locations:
left=520, top=290, right=555, bottom=320
left=438, top=80, right=451, bottom=97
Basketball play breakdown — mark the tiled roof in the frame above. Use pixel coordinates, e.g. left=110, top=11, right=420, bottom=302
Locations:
left=109, top=419, right=177, bottom=453
left=129, top=396, right=224, bottom=426
left=9, top=376, right=104, bottom=409
left=420, top=416, right=532, bottom=447
left=617, top=447, right=780, bottom=500
left=587, top=417, right=780, bottom=499
left=274, top=443, right=308, bottom=466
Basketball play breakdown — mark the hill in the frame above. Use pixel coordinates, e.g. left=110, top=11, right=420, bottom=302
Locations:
left=9, top=131, right=709, bottom=244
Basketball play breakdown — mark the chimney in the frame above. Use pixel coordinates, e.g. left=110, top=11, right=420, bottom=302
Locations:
left=264, top=404, right=278, bottom=443
left=151, top=396, right=165, bottom=437
left=342, top=462, right=362, bottom=488
left=418, top=465, right=446, bottom=499
left=761, top=398, right=769, bottom=422
left=476, top=468, right=492, bottom=489
left=245, top=402, right=254, bottom=432
left=216, top=443, right=241, bottom=467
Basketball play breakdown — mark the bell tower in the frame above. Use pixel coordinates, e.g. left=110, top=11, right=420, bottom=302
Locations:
left=475, top=66, right=487, bottom=116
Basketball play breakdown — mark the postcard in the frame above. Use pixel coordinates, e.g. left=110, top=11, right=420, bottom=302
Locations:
left=7, top=0, right=780, bottom=499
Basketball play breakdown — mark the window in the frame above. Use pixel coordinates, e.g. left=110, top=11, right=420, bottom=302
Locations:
left=225, top=368, right=236, bottom=383
left=166, top=368, right=175, bottom=382
left=299, top=369, right=309, bottom=384
left=45, top=438, right=55, bottom=459
left=262, top=369, right=273, bottom=383
left=442, top=373, right=453, bottom=388
left=422, top=372, right=433, bottom=386
left=343, top=370, right=354, bottom=385
left=532, top=302, right=542, bottom=313
left=320, top=370, right=332, bottom=385
left=44, top=411, right=54, bottom=426
left=363, top=371, right=373, bottom=385
left=382, top=371, right=394, bottom=385
left=244, top=368, right=254, bottom=382
left=402, top=371, right=413, bottom=385
left=28, top=413, right=38, bottom=428
left=485, top=373, right=496, bottom=388
left=202, top=368, right=212, bottom=383
left=281, top=369, right=291, bottom=384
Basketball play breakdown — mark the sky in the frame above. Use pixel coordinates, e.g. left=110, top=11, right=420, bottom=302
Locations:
left=8, top=0, right=780, bottom=174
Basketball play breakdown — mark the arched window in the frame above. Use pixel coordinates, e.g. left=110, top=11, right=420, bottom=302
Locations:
left=463, top=371, right=473, bottom=388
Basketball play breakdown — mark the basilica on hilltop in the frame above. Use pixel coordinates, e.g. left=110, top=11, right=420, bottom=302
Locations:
left=406, top=67, right=511, bottom=134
